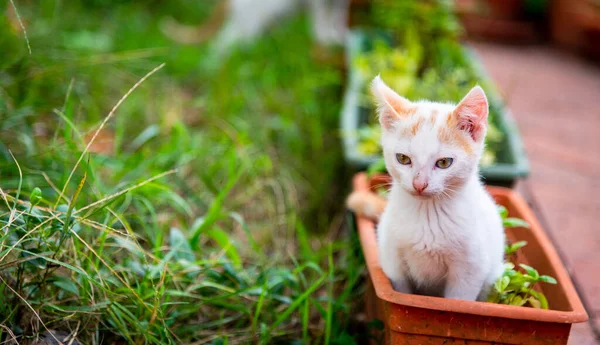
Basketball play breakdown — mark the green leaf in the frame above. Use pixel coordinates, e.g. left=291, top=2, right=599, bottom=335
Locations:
left=501, top=276, right=510, bottom=291
left=129, top=124, right=159, bottom=151
left=494, top=279, right=502, bottom=293
left=528, top=297, right=542, bottom=309
left=494, top=275, right=510, bottom=293
left=503, top=217, right=529, bottom=229
left=206, top=228, right=241, bottom=268
left=51, top=276, right=80, bottom=296
left=18, top=249, right=95, bottom=282
left=528, top=289, right=549, bottom=309
left=62, top=169, right=86, bottom=237
left=47, top=302, right=110, bottom=313
left=505, top=273, right=527, bottom=288
left=505, top=241, right=528, bottom=255
left=509, top=295, right=525, bottom=306
left=30, top=187, right=42, bottom=206
left=513, top=240, right=528, bottom=248
left=169, top=227, right=195, bottom=262
left=539, top=275, right=557, bottom=284
left=113, top=236, right=144, bottom=258
left=497, top=205, right=508, bottom=219
left=519, top=264, right=539, bottom=279
left=189, top=165, right=243, bottom=249
left=268, top=275, right=325, bottom=335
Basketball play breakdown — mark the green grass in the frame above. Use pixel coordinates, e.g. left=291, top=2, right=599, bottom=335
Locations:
left=0, top=1, right=365, bottom=344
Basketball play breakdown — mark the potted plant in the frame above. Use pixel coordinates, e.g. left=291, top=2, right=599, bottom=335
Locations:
left=351, top=172, right=588, bottom=344
left=341, top=30, right=529, bottom=186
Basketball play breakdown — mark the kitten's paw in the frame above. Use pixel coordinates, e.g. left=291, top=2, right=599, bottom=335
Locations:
left=444, top=293, right=477, bottom=301
left=444, top=287, right=479, bottom=301
left=391, top=279, right=412, bottom=294
left=346, top=191, right=386, bottom=220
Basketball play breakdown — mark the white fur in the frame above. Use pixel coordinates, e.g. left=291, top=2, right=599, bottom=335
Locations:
left=373, top=77, right=505, bottom=301
left=213, top=0, right=348, bottom=55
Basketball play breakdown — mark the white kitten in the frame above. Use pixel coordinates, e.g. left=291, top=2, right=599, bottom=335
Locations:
left=371, top=76, right=505, bottom=301
left=214, top=0, right=348, bottom=54
left=161, top=0, right=349, bottom=55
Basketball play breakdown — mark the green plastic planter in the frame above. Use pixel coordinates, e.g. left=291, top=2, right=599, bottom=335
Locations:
left=341, top=30, right=529, bottom=186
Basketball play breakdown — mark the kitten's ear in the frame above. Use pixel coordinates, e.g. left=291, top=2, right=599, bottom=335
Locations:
left=371, top=75, right=414, bottom=130
left=453, top=85, right=489, bottom=142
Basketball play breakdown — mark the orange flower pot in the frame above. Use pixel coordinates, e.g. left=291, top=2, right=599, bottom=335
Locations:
left=352, top=173, right=588, bottom=344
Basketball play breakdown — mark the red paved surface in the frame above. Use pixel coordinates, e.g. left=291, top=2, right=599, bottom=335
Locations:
left=472, top=42, right=600, bottom=344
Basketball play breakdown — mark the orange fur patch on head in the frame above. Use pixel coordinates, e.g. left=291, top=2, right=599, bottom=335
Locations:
left=409, top=117, right=425, bottom=136
left=390, top=100, right=417, bottom=117
left=439, top=112, right=474, bottom=154
left=401, top=109, right=438, bottom=137
left=429, top=110, right=438, bottom=125
left=445, top=111, right=458, bottom=127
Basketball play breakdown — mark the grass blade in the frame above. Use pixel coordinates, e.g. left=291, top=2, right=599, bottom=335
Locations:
left=54, top=63, right=165, bottom=210
left=267, top=275, right=325, bottom=338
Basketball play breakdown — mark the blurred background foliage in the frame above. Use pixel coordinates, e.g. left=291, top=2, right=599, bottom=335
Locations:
left=0, top=0, right=365, bottom=344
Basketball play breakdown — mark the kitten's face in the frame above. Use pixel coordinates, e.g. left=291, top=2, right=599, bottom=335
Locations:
left=371, top=76, right=489, bottom=199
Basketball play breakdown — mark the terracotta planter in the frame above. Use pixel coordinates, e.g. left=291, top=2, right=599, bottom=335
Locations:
left=352, top=173, right=588, bottom=344
left=458, top=13, right=541, bottom=44
left=485, top=0, right=523, bottom=19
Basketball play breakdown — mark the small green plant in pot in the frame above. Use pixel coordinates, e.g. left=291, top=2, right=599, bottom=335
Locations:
left=489, top=206, right=557, bottom=309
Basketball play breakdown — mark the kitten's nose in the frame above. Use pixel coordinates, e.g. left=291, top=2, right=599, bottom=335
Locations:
left=413, top=180, right=428, bottom=194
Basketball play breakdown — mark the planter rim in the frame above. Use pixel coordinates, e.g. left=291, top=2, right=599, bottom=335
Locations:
left=353, top=172, right=588, bottom=324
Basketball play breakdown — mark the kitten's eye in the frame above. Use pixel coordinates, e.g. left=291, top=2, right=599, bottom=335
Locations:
left=396, top=154, right=411, bottom=165
left=435, top=158, right=453, bottom=169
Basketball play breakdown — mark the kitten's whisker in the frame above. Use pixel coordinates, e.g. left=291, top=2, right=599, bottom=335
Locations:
left=437, top=187, right=458, bottom=201
left=371, top=182, right=393, bottom=190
